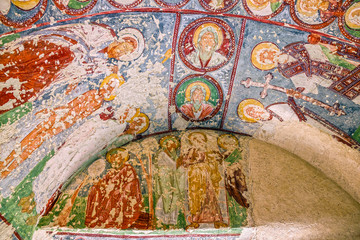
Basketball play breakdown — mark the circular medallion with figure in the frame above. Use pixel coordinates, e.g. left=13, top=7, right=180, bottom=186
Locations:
left=178, top=17, right=236, bottom=72
left=199, top=0, right=239, bottom=13
left=154, top=0, right=190, bottom=8
left=0, top=0, right=47, bottom=28
left=106, top=0, right=143, bottom=9
left=173, top=74, right=223, bottom=121
left=242, top=0, right=286, bottom=19
left=339, top=0, right=360, bottom=43
left=289, top=0, right=342, bottom=29
left=53, top=0, right=98, bottom=16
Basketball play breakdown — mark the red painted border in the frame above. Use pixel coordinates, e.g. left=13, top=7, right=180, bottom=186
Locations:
left=172, top=74, right=224, bottom=121
left=107, top=0, right=144, bottom=9
left=0, top=0, right=47, bottom=28
left=199, top=0, right=239, bottom=13
left=289, top=0, right=339, bottom=30
left=220, top=19, right=246, bottom=128
left=53, top=0, right=98, bottom=16
left=1, top=8, right=357, bottom=47
left=0, top=214, right=22, bottom=240
left=178, top=17, right=236, bottom=72
left=50, top=230, right=243, bottom=238
left=168, top=13, right=182, bottom=130
left=338, top=0, right=360, bottom=43
left=154, top=0, right=190, bottom=9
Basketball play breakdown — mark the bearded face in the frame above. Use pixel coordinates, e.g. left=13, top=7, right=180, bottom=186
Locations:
left=199, top=31, right=217, bottom=53
left=191, top=88, right=205, bottom=111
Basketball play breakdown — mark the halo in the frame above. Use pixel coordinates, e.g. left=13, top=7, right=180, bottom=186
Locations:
left=246, top=0, right=269, bottom=11
left=217, top=134, right=239, bottom=150
left=295, top=0, right=321, bottom=17
left=11, top=0, right=41, bottom=10
left=134, top=113, right=150, bottom=134
left=237, top=98, right=266, bottom=123
left=159, top=135, right=180, bottom=149
left=188, top=132, right=207, bottom=145
left=185, top=81, right=211, bottom=102
left=100, top=73, right=125, bottom=101
left=193, top=23, right=223, bottom=50
left=117, top=28, right=145, bottom=61
left=345, top=2, right=360, bottom=30
left=106, top=148, right=129, bottom=164
left=251, top=42, right=280, bottom=71
left=126, top=108, right=141, bottom=123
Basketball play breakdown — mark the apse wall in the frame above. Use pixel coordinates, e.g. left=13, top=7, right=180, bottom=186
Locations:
left=2, top=0, right=360, bottom=239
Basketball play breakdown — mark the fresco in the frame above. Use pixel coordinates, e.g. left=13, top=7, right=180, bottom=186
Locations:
left=36, top=131, right=248, bottom=232
left=1, top=0, right=360, bottom=239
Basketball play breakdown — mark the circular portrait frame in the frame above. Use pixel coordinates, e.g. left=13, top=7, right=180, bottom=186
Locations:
left=289, top=0, right=342, bottom=29
left=0, top=0, right=47, bottom=28
left=199, top=0, right=239, bottom=13
left=154, top=0, right=190, bottom=8
left=106, top=0, right=143, bottom=9
left=172, top=74, right=224, bottom=122
left=338, top=0, right=360, bottom=43
left=178, top=17, right=236, bottom=72
left=242, top=0, right=286, bottom=19
left=53, top=0, right=98, bottom=16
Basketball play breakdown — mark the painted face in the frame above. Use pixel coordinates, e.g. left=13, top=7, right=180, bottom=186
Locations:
left=130, top=116, right=146, bottom=133
left=199, top=31, right=216, bottom=52
left=259, top=49, right=277, bottom=65
left=109, top=152, right=126, bottom=169
left=113, top=41, right=135, bottom=60
left=192, top=88, right=205, bottom=103
left=244, top=105, right=270, bottom=120
left=100, top=78, right=118, bottom=98
left=190, top=134, right=206, bottom=145
left=166, top=140, right=177, bottom=151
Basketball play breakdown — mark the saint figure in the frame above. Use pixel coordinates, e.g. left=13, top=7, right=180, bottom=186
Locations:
left=180, top=83, right=214, bottom=121
left=85, top=148, right=142, bottom=229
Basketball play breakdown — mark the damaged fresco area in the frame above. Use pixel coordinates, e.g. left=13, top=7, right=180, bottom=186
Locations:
left=35, top=130, right=249, bottom=237
left=1, top=0, right=360, bottom=239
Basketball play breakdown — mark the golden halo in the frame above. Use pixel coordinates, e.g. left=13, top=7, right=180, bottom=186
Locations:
left=188, top=132, right=208, bottom=145
left=11, top=0, right=40, bottom=10
left=185, top=81, right=211, bottom=102
left=345, top=2, right=360, bottom=30
left=159, top=135, right=180, bottom=149
left=217, top=134, right=239, bottom=150
left=193, top=23, right=223, bottom=50
left=251, top=42, right=280, bottom=71
left=296, top=0, right=321, bottom=17
left=100, top=73, right=125, bottom=101
left=134, top=113, right=150, bottom=134
left=126, top=108, right=141, bottom=123
left=106, top=148, right=129, bottom=164
left=237, top=99, right=265, bottom=123
left=246, top=0, right=270, bottom=11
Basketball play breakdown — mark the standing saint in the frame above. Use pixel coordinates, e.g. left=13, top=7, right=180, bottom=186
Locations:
left=85, top=148, right=142, bottom=229
left=154, top=135, right=185, bottom=226
left=179, top=132, right=228, bottom=229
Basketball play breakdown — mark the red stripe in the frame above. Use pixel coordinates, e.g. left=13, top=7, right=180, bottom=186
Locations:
left=0, top=8, right=358, bottom=47
left=220, top=19, right=246, bottom=129
left=168, top=12, right=181, bottom=130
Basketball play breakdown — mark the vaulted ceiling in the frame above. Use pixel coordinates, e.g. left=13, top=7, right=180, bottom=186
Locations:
left=1, top=0, right=360, bottom=239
